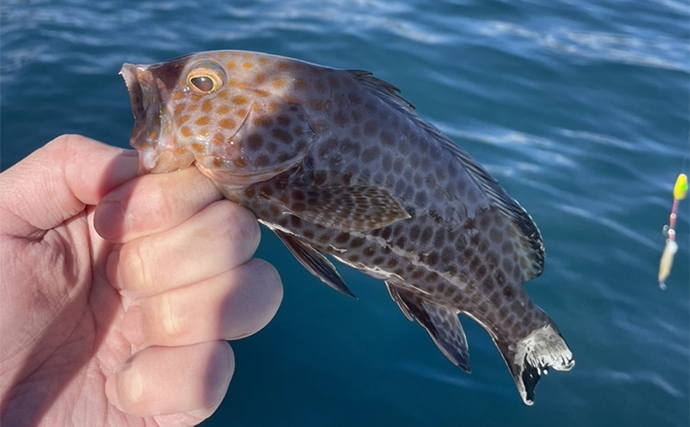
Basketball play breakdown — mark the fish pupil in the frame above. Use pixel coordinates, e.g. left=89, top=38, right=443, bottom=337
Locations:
left=191, top=76, right=214, bottom=92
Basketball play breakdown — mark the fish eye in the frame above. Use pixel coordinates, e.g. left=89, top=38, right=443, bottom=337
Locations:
left=186, top=62, right=226, bottom=94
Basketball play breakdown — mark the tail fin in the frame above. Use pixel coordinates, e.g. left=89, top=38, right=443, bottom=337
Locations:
left=494, top=324, right=574, bottom=405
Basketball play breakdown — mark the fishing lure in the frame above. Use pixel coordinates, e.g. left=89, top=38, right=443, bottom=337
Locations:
left=659, top=173, right=688, bottom=290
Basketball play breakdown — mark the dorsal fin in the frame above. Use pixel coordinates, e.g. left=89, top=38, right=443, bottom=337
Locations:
left=350, top=70, right=544, bottom=280
left=348, top=70, right=415, bottom=111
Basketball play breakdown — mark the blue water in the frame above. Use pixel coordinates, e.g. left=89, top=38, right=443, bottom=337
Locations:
left=2, top=0, right=689, bottom=426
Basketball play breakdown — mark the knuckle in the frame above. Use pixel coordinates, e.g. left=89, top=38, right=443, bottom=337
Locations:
left=217, top=201, right=260, bottom=251
left=136, top=182, right=172, bottom=231
left=120, top=241, right=152, bottom=292
left=158, top=292, right=184, bottom=341
left=49, top=134, right=79, bottom=149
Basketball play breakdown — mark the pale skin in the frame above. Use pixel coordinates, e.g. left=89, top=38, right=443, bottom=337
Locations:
left=0, top=135, right=283, bottom=426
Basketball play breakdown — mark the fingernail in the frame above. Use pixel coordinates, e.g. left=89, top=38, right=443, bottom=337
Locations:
left=105, top=248, right=123, bottom=290
left=122, top=304, right=146, bottom=348
left=120, top=361, right=144, bottom=407
left=96, top=201, right=128, bottom=240
left=107, top=358, right=145, bottom=413
left=105, top=374, right=123, bottom=410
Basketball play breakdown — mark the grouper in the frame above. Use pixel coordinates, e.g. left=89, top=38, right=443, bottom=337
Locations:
left=121, top=50, right=574, bottom=405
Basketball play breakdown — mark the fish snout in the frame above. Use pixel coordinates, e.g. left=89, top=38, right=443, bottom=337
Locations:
left=121, top=64, right=187, bottom=173
left=121, top=64, right=162, bottom=147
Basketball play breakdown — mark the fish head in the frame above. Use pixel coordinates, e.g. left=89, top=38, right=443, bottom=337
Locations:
left=121, top=51, right=317, bottom=186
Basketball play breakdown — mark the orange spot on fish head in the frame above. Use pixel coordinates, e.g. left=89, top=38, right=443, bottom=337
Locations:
left=232, top=95, right=249, bottom=105
left=212, top=133, right=225, bottom=145
left=219, top=118, right=236, bottom=129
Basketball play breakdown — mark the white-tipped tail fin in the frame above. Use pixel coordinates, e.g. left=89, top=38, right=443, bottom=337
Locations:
left=495, top=324, right=574, bottom=405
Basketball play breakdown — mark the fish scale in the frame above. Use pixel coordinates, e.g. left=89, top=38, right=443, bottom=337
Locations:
left=121, top=49, right=574, bottom=405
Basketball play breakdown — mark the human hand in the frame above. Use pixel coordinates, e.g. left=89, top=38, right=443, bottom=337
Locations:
left=0, top=135, right=283, bottom=426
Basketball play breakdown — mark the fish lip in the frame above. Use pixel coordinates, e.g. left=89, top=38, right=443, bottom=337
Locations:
left=120, top=63, right=167, bottom=144
left=120, top=64, right=150, bottom=123
left=120, top=63, right=171, bottom=171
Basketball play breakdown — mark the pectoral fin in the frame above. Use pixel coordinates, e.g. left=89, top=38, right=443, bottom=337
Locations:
left=273, top=228, right=356, bottom=298
left=288, top=185, right=410, bottom=232
left=386, top=282, right=470, bottom=372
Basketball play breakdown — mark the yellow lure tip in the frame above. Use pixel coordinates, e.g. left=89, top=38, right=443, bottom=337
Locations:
left=674, top=173, right=688, bottom=200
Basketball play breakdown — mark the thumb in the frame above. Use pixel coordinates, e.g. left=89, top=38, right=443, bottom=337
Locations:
left=0, top=134, right=139, bottom=239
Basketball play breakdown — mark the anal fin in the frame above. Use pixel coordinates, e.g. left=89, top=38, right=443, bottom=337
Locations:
left=386, top=282, right=470, bottom=372
left=273, top=228, right=356, bottom=298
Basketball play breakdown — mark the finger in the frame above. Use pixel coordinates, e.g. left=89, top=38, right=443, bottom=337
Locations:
left=0, top=135, right=138, bottom=238
left=107, top=200, right=260, bottom=296
left=105, top=341, right=233, bottom=418
left=121, top=259, right=282, bottom=348
left=94, top=166, right=222, bottom=243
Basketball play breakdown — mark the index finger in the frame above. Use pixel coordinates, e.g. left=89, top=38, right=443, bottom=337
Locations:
left=0, top=135, right=139, bottom=239
left=94, top=167, right=223, bottom=243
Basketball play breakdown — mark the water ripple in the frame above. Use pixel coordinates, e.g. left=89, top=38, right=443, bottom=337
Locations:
left=556, top=204, right=658, bottom=250
left=480, top=21, right=689, bottom=73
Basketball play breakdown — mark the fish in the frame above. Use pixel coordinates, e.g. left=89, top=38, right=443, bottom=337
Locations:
left=120, top=50, right=574, bottom=405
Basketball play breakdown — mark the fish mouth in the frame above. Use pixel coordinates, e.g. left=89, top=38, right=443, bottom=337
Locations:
left=120, top=63, right=174, bottom=172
